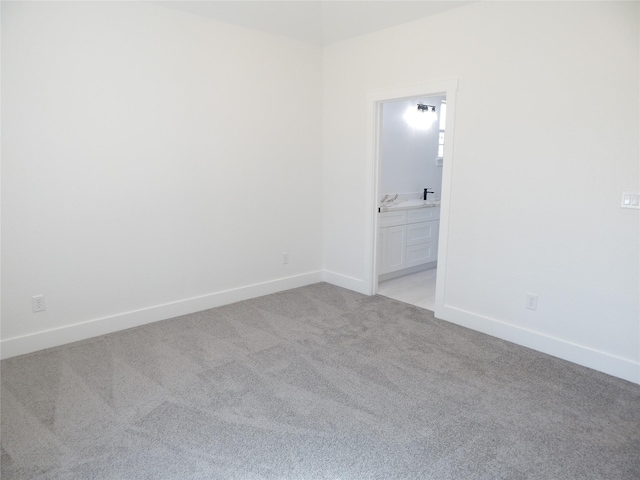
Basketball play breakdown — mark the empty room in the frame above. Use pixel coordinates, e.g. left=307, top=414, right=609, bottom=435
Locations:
left=2, top=1, right=639, bottom=478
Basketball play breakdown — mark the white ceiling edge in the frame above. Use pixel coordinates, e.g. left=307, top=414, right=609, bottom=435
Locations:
left=153, top=1, right=477, bottom=46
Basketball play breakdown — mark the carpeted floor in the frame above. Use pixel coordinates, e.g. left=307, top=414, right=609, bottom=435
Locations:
left=2, top=282, right=639, bottom=479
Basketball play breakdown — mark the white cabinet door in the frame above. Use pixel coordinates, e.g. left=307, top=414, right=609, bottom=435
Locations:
left=378, top=208, right=440, bottom=276
left=383, top=225, right=407, bottom=273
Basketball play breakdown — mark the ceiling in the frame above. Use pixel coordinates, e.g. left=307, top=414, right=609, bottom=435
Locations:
left=155, top=1, right=475, bottom=45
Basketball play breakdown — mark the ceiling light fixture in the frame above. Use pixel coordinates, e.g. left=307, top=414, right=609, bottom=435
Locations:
left=417, top=104, right=436, bottom=113
left=404, top=104, right=437, bottom=130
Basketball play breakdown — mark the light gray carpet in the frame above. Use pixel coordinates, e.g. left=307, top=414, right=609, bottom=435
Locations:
left=1, top=282, right=639, bottom=479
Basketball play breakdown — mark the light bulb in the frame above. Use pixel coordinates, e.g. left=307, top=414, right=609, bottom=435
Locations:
left=403, top=106, right=436, bottom=130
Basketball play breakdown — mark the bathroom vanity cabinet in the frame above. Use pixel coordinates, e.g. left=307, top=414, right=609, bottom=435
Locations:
left=378, top=207, right=439, bottom=276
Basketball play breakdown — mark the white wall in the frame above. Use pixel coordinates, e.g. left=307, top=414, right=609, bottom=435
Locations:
left=3, top=1, right=639, bottom=384
left=323, top=1, right=640, bottom=382
left=1, top=2, right=323, bottom=355
left=380, top=95, right=445, bottom=198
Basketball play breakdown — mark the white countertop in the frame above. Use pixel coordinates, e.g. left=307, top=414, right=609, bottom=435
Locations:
left=380, top=199, right=440, bottom=212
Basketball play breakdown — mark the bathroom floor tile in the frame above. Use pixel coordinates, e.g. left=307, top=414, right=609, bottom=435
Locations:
left=377, top=268, right=437, bottom=312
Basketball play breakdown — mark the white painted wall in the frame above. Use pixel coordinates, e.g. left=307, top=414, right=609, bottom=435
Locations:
left=3, top=1, right=639, bottom=384
left=380, top=95, right=445, bottom=198
left=1, top=2, right=323, bottom=354
left=323, top=1, right=640, bottom=382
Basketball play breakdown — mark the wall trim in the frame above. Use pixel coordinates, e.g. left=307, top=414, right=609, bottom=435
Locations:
left=3, top=269, right=637, bottom=385
left=436, top=303, right=640, bottom=385
left=322, top=270, right=368, bottom=294
left=1, top=271, right=323, bottom=360
left=378, top=262, right=435, bottom=282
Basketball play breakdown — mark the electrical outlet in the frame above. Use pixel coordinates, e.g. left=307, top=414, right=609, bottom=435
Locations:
left=526, top=293, right=538, bottom=311
left=621, top=192, right=640, bottom=209
left=32, top=295, right=46, bottom=312
left=282, top=252, right=289, bottom=265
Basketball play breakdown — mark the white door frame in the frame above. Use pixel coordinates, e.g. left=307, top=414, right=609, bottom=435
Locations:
left=363, top=79, right=458, bottom=318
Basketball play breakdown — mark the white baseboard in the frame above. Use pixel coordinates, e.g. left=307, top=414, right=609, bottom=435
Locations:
left=3, top=270, right=638, bottom=386
left=1, top=271, right=323, bottom=360
left=435, top=303, right=640, bottom=385
left=322, top=270, right=368, bottom=294
left=378, top=262, right=436, bottom=282
left=325, top=272, right=639, bottom=384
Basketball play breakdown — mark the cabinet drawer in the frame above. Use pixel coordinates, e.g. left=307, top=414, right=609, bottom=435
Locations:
left=407, top=207, right=440, bottom=224
left=406, top=221, right=437, bottom=245
left=405, top=242, right=436, bottom=267
left=379, top=210, right=408, bottom=227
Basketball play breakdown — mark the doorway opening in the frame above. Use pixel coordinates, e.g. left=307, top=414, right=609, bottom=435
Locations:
left=364, top=79, right=458, bottom=317
left=376, top=94, right=445, bottom=311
